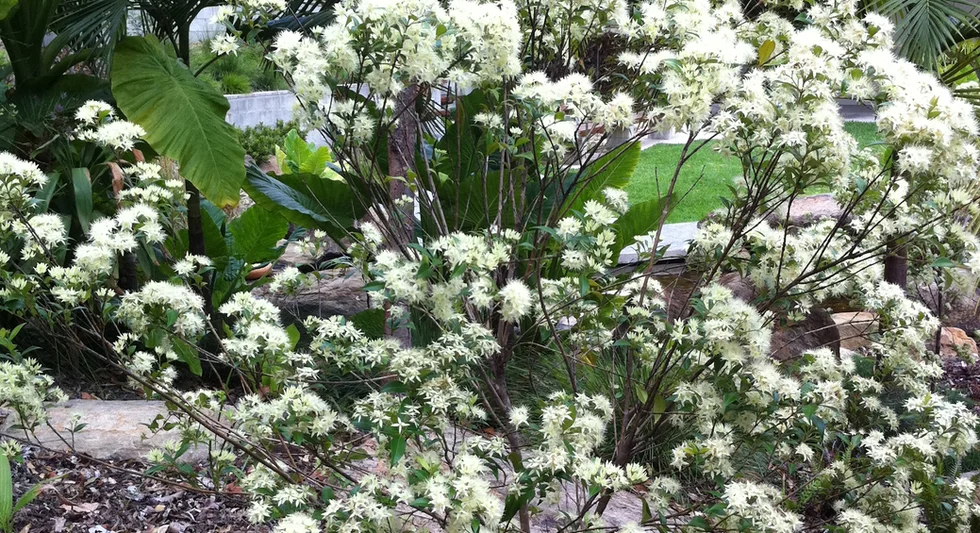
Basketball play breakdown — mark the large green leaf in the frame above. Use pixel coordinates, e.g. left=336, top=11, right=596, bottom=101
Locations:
left=71, top=167, right=93, bottom=234
left=278, top=129, right=336, bottom=178
left=0, top=0, right=18, bottom=21
left=111, top=36, right=245, bottom=207
left=243, top=164, right=364, bottom=240
left=873, top=0, right=980, bottom=71
left=611, top=193, right=675, bottom=258
left=564, top=141, right=640, bottom=216
left=200, top=200, right=230, bottom=271
left=229, top=207, right=288, bottom=264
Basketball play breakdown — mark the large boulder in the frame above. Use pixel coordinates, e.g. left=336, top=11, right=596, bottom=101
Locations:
left=252, top=268, right=368, bottom=321
left=770, top=308, right=841, bottom=361
left=1, top=400, right=203, bottom=462
left=940, top=327, right=979, bottom=360
left=832, top=311, right=878, bottom=351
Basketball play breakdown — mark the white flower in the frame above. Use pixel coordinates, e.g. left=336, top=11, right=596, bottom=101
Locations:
left=210, top=34, right=241, bottom=56
left=210, top=5, right=236, bottom=23
left=246, top=500, right=272, bottom=524
left=74, top=100, right=114, bottom=125
left=273, top=512, right=319, bottom=533
left=557, top=217, right=583, bottom=239
left=602, top=187, right=630, bottom=214
left=80, top=121, right=146, bottom=151
left=510, top=406, right=530, bottom=427
left=498, top=279, right=532, bottom=321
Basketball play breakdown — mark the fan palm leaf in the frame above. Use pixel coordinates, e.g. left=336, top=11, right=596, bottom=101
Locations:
left=869, top=0, right=980, bottom=71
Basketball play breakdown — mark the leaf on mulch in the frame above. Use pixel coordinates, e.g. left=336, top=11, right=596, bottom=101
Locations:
left=60, top=502, right=100, bottom=513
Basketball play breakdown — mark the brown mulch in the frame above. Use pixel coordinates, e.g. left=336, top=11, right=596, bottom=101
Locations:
left=12, top=448, right=268, bottom=533
left=944, top=355, right=980, bottom=406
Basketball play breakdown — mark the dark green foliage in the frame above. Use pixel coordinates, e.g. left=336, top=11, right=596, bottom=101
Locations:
left=191, top=41, right=289, bottom=95
left=238, top=120, right=306, bottom=164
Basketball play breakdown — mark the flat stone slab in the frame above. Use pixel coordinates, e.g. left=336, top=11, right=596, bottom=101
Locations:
left=2, top=400, right=201, bottom=462
left=619, top=222, right=698, bottom=264
left=786, top=193, right=843, bottom=226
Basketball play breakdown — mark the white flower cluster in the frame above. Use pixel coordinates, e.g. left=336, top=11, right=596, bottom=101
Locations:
left=372, top=231, right=537, bottom=323
left=0, top=359, right=67, bottom=432
left=75, top=101, right=146, bottom=152
left=270, top=0, right=520, bottom=102
left=0, top=152, right=47, bottom=224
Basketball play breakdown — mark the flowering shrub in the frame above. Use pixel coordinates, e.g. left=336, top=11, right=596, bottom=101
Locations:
left=3, top=0, right=980, bottom=532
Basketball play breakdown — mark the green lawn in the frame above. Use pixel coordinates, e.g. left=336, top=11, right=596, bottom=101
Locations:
left=627, top=122, right=881, bottom=223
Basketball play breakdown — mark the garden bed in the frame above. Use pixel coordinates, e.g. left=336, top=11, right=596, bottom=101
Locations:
left=11, top=448, right=263, bottom=532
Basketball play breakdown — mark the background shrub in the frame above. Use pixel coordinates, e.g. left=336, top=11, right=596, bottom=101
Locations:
left=238, top=120, right=306, bottom=163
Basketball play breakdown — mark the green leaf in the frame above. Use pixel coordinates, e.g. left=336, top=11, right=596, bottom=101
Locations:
left=389, top=435, right=406, bottom=466
left=758, top=40, right=776, bottom=66
left=688, top=516, right=711, bottom=530
left=564, top=141, right=640, bottom=216
left=242, top=165, right=364, bottom=240
left=173, top=338, right=203, bottom=376
left=280, top=129, right=335, bottom=178
left=12, top=475, right=57, bottom=515
left=71, top=168, right=93, bottom=234
left=286, top=324, right=301, bottom=350
left=502, top=493, right=524, bottom=523
left=200, top=200, right=230, bottom=272
left=634, top=383, right=648, bottom=404
left=612, top=193, right=675, bottom=258
left=350, top=308, right=386, bottom=340
left=0, top=454, right=11, bottom=527
left=111, top=36, right=245, bottom=207
left=0, top=0, right=18, bottom=21
left=33, top=172, right=60, bottom=213
left=228, top=207, right=288, bottom=264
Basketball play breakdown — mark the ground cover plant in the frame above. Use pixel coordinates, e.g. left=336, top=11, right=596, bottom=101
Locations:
left=3, top=0, right=980, bottom=532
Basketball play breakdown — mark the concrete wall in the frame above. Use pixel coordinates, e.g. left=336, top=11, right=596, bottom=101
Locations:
left=189, top=7, right=226, bottom=43
left=225, top=90, right=299, bottom=129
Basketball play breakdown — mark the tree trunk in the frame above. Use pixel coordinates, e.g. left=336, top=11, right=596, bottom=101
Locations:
left=185, top=182, right=213, bottom=320
left=883, top=238, right=907, bottom=289
left=489, top=350, right=532, bottom=533
left=386, top=85, right=420, bottom=348
left=387, top=85, right=419, bottom=245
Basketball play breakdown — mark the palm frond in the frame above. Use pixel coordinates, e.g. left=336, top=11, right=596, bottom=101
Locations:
left=871, top=0, right=980, bottom=71
left=50, top=0, right=130, bottom=75
left=940, top=39, right=980, bottom=105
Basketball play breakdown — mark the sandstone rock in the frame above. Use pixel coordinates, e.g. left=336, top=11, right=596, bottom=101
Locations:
left=832, top=311, right=878, bottom=351
left=1, top=400, right=204, bottom=462
left=940, top=326, right=978, bottom=359
left=278, top=242, right=316, bottom=267
left=719, top=271, right=757, bottom=302
left=252, top=268, right=368, bottom=320
left=529, top=485, right=644, bottom=532
left=770, top=308, right=841, bottom=361
left=258, top=156, right=281, bottom=176
left=767, top=194, right=844, bottom=227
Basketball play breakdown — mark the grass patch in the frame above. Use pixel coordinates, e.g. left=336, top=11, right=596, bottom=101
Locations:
left=627, top=122, right=882, bottom=223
